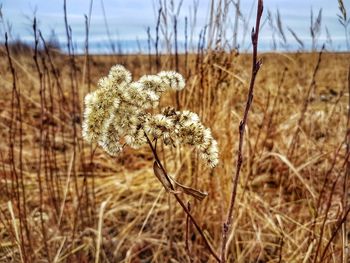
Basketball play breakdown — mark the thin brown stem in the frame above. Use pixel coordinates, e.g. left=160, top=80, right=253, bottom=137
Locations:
left=287, top=46, right=324, bottom=160
left=343, top=64, right=350, bottom=263
left=33, top=18, right=52, bottom=263
left=144, top=133, right=221, bottom=262
left=185, top=201, right=193, bottom=261
left=5, top=31, right=30, bottom=263
left=221, top=1, right=263, bottom=262
left=320, top=206, right=350, bottom=263
left=313, top=166, right=343, bottom=263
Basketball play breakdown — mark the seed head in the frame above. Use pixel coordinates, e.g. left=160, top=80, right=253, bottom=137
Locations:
left=158, top=71, right=186, bottom=90
left=82, top=65, right=219, bottom=167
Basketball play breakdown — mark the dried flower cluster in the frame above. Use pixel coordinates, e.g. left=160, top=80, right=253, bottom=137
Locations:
left=82, top=65, right=219, bottom=167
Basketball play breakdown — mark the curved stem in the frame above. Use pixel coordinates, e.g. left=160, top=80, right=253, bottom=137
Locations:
left=144, top=133, right=221, bottom=262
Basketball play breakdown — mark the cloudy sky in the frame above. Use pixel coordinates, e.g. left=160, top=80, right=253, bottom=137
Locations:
left=0, top=0, right=347, bottom=52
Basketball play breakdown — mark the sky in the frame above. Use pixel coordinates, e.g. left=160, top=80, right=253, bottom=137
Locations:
left=0, top=0, right=348, bottom=53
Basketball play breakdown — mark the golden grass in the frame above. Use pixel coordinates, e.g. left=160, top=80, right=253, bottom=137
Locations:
left=0, top=47, right=349, bottom=262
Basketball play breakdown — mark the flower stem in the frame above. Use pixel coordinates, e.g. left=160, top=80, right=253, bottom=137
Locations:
left=144, top=132, right=221, bottom=262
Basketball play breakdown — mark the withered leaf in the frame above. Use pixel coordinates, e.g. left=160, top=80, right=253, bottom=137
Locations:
left=169, top=175, right=208, bottom=201
left=153, top=161, right=173, bottom=192
left=153, top=161, right=208, bottom=201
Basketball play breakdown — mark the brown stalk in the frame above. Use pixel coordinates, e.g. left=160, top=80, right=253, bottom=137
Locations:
left=250, top=88, right=270, bottom=168
left=314, top=148, right=350, bottom=262
left=319, top=206, right=350, bottom=262
left=260, top=67, right=286, bottom=157
left=185, top=201, right=193, bottom=261
left=220, top=1, right=263, bottom=262
left=287, top=46, right=324, bottom=160
left=0, top=151, right=8, bottom=196
left=63, top=1, right=84, bottom=255
left=38, top=31, right=68, bottom=214
left=33, top=18, right=52, bottom=263
left=144, top=133, right=221, bottom=262
left=302, top=139, right=344, bottom=261
left=39, top=40, right=57, bottom=215
left=343, top=64, right=350, bottom=263
left=5, top=32, right=32, bottom=262
left=313, top=159, right=345, bottom=263
left=83, top=1, right=96, bottom=221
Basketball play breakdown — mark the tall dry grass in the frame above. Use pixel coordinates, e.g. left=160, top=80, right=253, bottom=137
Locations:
left=0, top=0, right=350, bottom=262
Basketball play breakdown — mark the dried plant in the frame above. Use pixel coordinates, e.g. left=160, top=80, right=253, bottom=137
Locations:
left=276, top=9, right=287, bottom=47
left=310, top=8, right=323, bottom=50
left=337, top=0, right=350, bottom=49
left=288, top=26, right=305, bottom=50
left=82, top=64, right=220, bottom=260
left=2, top=0, right=350, bottom=262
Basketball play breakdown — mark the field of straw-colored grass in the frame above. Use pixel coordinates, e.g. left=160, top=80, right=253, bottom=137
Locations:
left=0, top=45, right=349, bottom=262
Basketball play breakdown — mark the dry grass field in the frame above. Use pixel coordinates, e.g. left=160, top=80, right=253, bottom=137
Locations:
left=0, top=42, right=349, bottom=262
left=0, top=2, right=349, bottom=262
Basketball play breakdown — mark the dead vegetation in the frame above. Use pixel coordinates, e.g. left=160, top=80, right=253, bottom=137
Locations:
left=0, top=0, right=350, bottom=262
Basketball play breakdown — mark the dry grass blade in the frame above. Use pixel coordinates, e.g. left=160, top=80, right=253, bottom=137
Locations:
left=58, top=152, right=75, bottom=227
left=276, top=9, right=286, bottom=44
left=7, top=202, right=24, bottom=263
left=266, top=152, right=316, bottom=198
left=53, top=237, right=67, bottom=263
left=95, top=196, right=111, bottom=263
left=287, top=26, right=305, bottom=49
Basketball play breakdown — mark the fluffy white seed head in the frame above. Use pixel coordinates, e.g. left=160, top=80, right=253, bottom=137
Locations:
left=158, top=71, right=185, bottom=90
left=139, top=75, right=167, bottom=95
left=82, top=88, right=119, bottom=142
left=98, top=118, right=123, bottom=156
left=108, top=65, right=132, bottom=87
left=144, top=114, right=174, bottom=140
left=82, top=64, right=218, bottom=167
